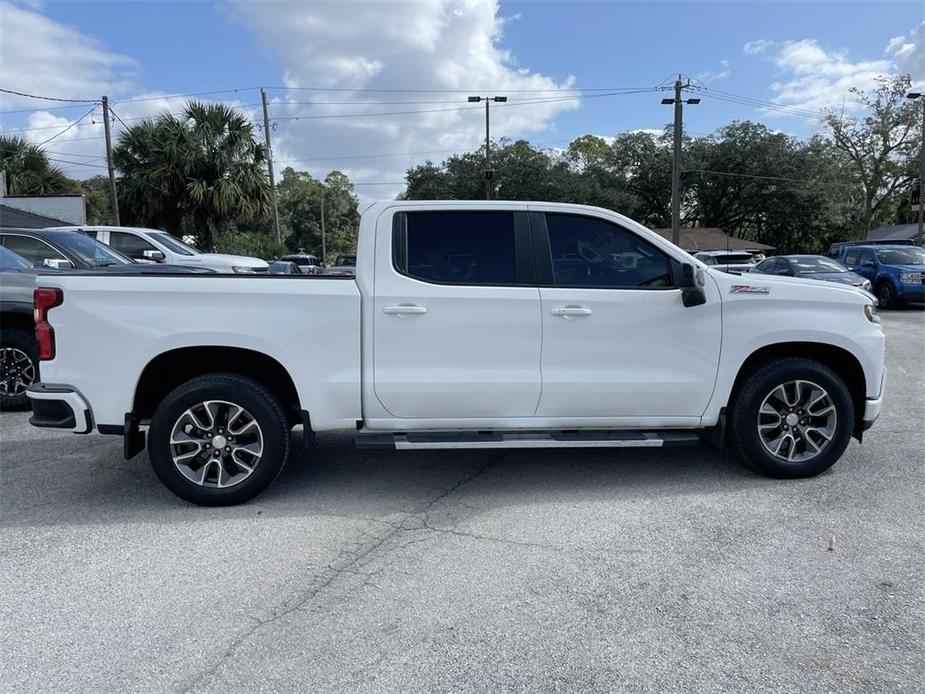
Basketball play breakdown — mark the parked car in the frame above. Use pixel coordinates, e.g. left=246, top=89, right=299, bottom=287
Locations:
left=268, top=260, right=303, bottom=275
left=27, top=201, right=884, bottom=506
left=751, top=255, right=872, bottom=292
left=280, top=252, right=323, bottom=275
left=832, top=243, right=925, bottom=308
left=325, top=254, right=357, bottom=276
left=0, top=246, right=41, bottom=409
left=827, top=238, right=913, bottom=259
left=47, top=226, right=269, bottom=274
left=1, top=227, right=135, bottom=269
left=694, top=250, right=757, bottom=273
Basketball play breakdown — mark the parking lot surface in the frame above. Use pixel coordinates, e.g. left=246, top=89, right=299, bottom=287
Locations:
left=1, top=310, right=923, bottom=693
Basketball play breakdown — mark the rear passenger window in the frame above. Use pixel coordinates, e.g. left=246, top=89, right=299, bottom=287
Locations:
left=396, top=211, right=517, bottom=285
left=544, top=213, right=672, bottom=288
left=844, top=250, right=860, bottom=265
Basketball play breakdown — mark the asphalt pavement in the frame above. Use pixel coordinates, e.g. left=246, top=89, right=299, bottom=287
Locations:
left=1, top=309, right=923, bottom=693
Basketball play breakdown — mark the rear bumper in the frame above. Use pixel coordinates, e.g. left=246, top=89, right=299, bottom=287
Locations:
left=26, top=383, right=93, bottom=434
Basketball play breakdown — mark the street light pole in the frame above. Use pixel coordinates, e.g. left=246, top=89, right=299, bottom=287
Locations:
left=468, top=95, right=507, bottom=199
left=907, top=91, right=924, bottom=245
left=661, top=77, right=699, bottom=248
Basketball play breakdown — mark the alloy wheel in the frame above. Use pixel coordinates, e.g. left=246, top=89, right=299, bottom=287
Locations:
left=0, top=347, right=36, bottom=396
left=757, top=379, right=837, bottom=463
left=169, top=400, right=264, bottom=488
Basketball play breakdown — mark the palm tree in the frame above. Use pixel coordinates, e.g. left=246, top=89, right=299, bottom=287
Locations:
left=113, top=101, right=272, bottom=248
left=0, top=136, right=74, bottom=195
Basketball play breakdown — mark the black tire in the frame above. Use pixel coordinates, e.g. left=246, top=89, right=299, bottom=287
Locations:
left=148, top=373, right=290, bottom=506
left=727, top=357, right=854, bottom=479
left=0, top=328, right=39, bottom=411
left=875, top=281, right=895, bottom=309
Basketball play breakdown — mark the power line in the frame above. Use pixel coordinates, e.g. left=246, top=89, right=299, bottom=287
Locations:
left=34, top=107, right=97, bottom=148
left=686, top=168, right=854, bottom=188
left=272, top=89, right=657, bottom=123
left=111, top=88, right=262, bottom=105
left=265, top=85, right=656, bottom=94
left=0, top=87, right=98, bottom=104
left=0, top=102, right=100, bottom=117
left=274, top=138, right=573, bottom=165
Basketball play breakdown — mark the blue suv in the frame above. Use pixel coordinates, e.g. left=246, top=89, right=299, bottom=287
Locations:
left=834, top=243, right=925, bottom=308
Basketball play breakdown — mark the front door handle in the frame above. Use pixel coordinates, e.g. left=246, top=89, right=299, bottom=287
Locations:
left=550, top=306, right=592, bottom=318
left=383, top=304, right=427, bottom=315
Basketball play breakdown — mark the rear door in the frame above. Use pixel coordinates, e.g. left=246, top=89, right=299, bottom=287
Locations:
left=531, top=210, right=721, bottom=419
left=373, top=208, right=541, bottom=419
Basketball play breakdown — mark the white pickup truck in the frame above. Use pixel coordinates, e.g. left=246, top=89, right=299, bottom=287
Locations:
left=27, top=201, right=885, bottom=506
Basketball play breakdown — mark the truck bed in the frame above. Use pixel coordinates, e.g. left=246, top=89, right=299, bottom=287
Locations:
left=34, top=273, right=362, bottom=430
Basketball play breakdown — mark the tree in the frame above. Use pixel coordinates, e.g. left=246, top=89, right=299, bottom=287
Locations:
left=0, top=135, right=75, bottom=195
left=78, top=175, right=112, bottom=225
left=824, top=74, right=921, bottom=235
left=276, top=167, right=360, bottom=262
left=113, top=101, right=272, bottom=249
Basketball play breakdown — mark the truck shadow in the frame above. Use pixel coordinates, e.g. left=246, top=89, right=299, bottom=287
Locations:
left=1, top=427, right=825, bottom=530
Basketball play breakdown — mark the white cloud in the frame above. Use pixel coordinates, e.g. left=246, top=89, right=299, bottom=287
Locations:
left=696, top=59, right=730, bottom=84
left=744, top=40, right=773, bottom=55
left=744, top=31, right=915, bottom=114
left=886, top=20, right=925, bottom=83
left=227, top=0, right=579, bottom=199
left=0, top=1, right=137, bottom=111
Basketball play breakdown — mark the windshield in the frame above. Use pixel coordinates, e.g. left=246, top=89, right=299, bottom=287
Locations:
left=46, top=231, right=133, bottom=266
left=790, top=257, right=848, bottom=274
left=335, top=254, right=356, bottom=266
left=150, top=231, right=197, bottom=256
left=877, top=247, right=925, bottom=265
left=0, top=245, right=33, bottom=270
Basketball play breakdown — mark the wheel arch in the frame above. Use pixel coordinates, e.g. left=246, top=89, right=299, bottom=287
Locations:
left=133, top=346, right=302, bottom=426
left=728, top=341, right=867, bottom=436
left=0, top=309, right=35, bottom=335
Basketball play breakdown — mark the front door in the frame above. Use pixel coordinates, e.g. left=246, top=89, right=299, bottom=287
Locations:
left=373, top=208, right=542, bottom=419
left=531, top=210, right=722, bottom=419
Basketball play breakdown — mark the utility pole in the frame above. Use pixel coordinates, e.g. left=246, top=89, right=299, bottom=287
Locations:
left=907, top=91, right=925, bottom=245
left=661, top=77, right=700, bottom=247
left=101, top=96, right=120, bottom=226
left=467, top=95, right=507, bottom=199
left=261, top=88, right=281, bottom=245
left=320, top=194, right=326, bottom=265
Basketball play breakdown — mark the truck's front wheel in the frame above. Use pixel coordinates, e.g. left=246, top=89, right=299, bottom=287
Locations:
left=148, top=373, right=290, bottom=506
left=728, top=358, right=854, bottom=479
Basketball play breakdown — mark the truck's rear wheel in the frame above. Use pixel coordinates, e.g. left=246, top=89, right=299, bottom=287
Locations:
left=0, top=328, right=38, bottom=410
left=728, top=358, right=854, bottom=479
left=148, top=373, right=290, bottom=506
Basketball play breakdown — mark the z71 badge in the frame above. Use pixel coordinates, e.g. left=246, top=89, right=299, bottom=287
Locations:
left=730, top=285, right=770, bottom=294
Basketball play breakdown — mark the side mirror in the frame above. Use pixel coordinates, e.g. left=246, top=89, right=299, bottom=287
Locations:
left=143, top=249, right=166, bottom=262
left=43, top=258, right=74, bottom=270
left=680, top=262, right=707, bottom=307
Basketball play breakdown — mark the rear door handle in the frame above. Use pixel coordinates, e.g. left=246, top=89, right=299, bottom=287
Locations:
left=550, top=306, right=592, bottom=318
left=383, top=304, right=427, bottom=315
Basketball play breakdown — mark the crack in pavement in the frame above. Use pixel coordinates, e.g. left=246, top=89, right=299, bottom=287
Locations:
left=180, top=452, right=506, bottom=693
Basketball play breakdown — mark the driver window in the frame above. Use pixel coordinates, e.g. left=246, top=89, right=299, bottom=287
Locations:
left=544, top=214, right=672, bottom=288
left=109, top=232, right=157, bottom=260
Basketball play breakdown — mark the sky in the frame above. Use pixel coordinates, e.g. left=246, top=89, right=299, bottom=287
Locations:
left=1, top=0, right=923, bottom=200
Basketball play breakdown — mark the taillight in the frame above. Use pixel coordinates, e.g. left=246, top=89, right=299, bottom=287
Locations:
left=34, top=287, right=63, bottom=361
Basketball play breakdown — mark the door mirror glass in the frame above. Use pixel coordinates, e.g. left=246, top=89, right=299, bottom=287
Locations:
left=143, top=249, right=166, bottom=262
left=679, top=262, right=706, bottom=307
